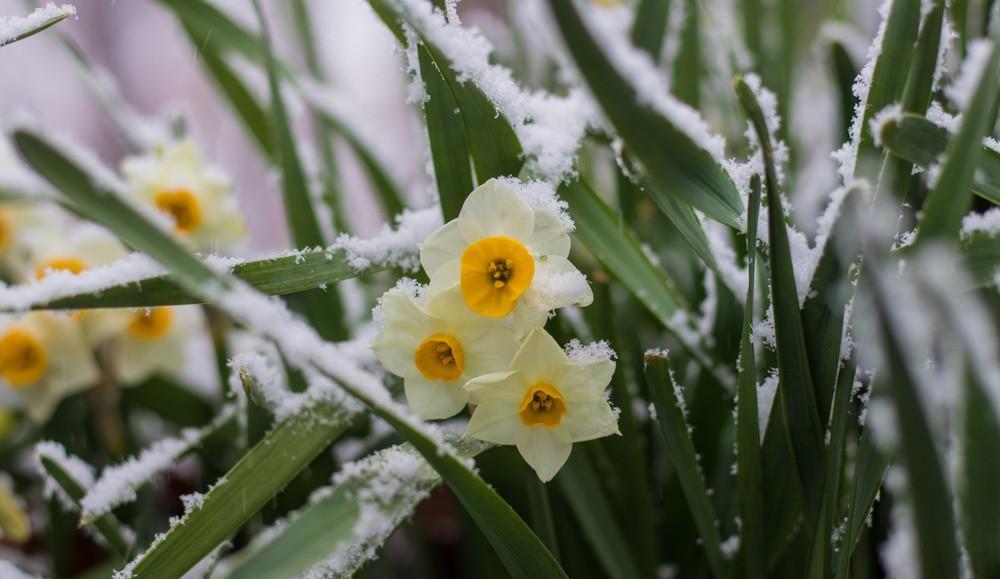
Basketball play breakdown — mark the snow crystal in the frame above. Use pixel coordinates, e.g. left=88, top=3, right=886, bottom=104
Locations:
left=960, top=207, right=1000, bottom=237
left=496, top=176, right=574, bottom=232
left=564, top=339, right=616, bottom=363
left=33, top=441, right=94, bottom=510
left=336, top=206, right=441, bottom=271
left=720, top=534, right=741, bottom=558
left=0, top=3, right=75, bottom=47
left=925, top=101, right=960, bottom=133
left=946, top=39, right=993, bottom=112
left=395, top=0, right=594, bottom=182
left=80, top=406, right=235, bottom=522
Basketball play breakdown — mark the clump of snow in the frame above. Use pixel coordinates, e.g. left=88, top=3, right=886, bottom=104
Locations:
left=395, top=0, right=595, bottom=182
left=80, top=406, right=235, bottom=522
left=33, top=441, right=94, bottom=510
left=0, top=3, right=75, bottom=47
left=925, top=101, right=960, bottom=133
left=945, top=39, right=993, bottom=112
left=960, top=208, right=1000, bottom=238
left=720, top=534, right=741, bottom=559
left=564, top=339, right=616, bottom=363
left=496, top=176, right=574, bottom=232
left=335, top=207, right=441, bottom=271
left=868, top=104, right=902, bottom=148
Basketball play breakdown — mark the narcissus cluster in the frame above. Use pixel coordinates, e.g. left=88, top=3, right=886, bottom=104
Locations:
left=373, top=179, right=619, bottom=481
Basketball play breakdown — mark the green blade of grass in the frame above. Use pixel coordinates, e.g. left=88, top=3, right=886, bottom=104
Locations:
left=862, top=265, right=960, bottom=579
left=556, top=450, right=642, bottom=579
left=218, top=440, right=487, bottom=579
left=960, top=227, right=1000, bottom=289
left=252, top=0, right=346, bottom=341
left=630, top=0, right=671, bottom=60
left=0, top=4, right=75, bottom=47
left=914, top=40, right=1000, bottom=244
left=735, top=76, right=826, bottom=531
left=418, top=43, right=475, bottom=221
left=878, top=113, right=1000, bottom=205
left=957, top=369, right=1000, bottom=578
left=36, top=452, right=130, bottom=558
left=834, top=419, right=891, bottom=579
left=15, top=128, right=568, bottom=579
left=735, top=174, right=765, bottom=579
left=546, top=0, right=743, bottom=227
left=2, top=245, right=379, bottom=312
left=670, top=0, right=701, bottom=107
left=644, top=354, right=726, bottom=578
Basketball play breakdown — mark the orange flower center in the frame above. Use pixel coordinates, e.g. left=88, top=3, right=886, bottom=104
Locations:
left=154, top=188, right=202, bottom=233
left=519, top=382, right=566, bottom=428
left=127, top=308, right=174, bottom=341
left=459, top=235, right=535, bottom=318
left=0, top=326, right=47, bottom=388
left=35, top=256, right=87, bottom=279
left=413, top=333, right=464, bottom=382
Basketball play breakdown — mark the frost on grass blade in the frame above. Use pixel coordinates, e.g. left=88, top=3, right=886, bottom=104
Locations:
left=33, top=441, right=94, bottom=511
left=946, top=39, right=993, bottom=112
left=80, top=406, right=236, bottom=523
left=0, top=3, right=75, bottom=47
left=386, top=0, right=595, bottom=183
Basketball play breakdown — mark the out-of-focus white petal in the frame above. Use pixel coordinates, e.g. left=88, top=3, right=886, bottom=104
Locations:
left=457, top=179, right=534, bottom=242
left=516, top=426, right=572, bottom=482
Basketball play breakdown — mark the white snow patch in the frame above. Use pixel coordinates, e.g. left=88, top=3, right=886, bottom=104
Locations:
left=0, top=3, right=75, bottom=47
left=946, top=39, right=993, bottom=112
left=33, top=441, right=94, bottom=510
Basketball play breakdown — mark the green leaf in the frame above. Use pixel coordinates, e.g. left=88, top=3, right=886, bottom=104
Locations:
left=863, top=265, right=960, bottom=579
left=219, top=440, right=488, bottom=579
left=123, top=401, right=352, bottom=578
left=878, top=113, right=1000, bottom=205
left=735, top=76, right=826, bottom=531
left=36, top=453, right=130, bottom=558
left=735, top=174, right=765, bottom=579
left=418, top=43, right=475, bottom=221
left=560, top=180, right=725, bottom=384
left=641, top=174, right=721, bottom=275
left=957, top=367, right=1000, bottom=579
left=644, top=354, right=727, bottom=578
left=252, top=0, right=346, bottom=341
left=849, top=0, right=922, bottom=177
left=369, top=0, right=524, bottom=186
left=670, top=0, right=701, bottom=108
left=630, top=0, right=671, bottom=60
left=121, top=376, right=217, bottom=428
left=153, top=0, right=270, bottom=73
left=0, top=5, right=74, bottom=47
left=556, top=450, right=642, bottom=579
left=4, top=246, right=377, bottom=312
left=834, top=425, right=891, bottom=579
left=524, top=464, right=561, bottom=561
left=915, top=40, right=1000, bottom=244
left=546, top=0, right=743, bottom=227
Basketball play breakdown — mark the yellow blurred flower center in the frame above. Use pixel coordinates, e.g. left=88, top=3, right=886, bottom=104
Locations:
left=520, top=383, right=566, bottom=428
left=35, top=256, right=87, bottom=279
left=154, top=188, right=202, bottom=233
left=0, top=209, right=11, bottom=252
left=460, top=236, right=535, bottom=318
left=0, top=326, right=48, bottom=388
left=414, top=333, right=464, bottom=382
left=128, top=307, right=174, bottom=341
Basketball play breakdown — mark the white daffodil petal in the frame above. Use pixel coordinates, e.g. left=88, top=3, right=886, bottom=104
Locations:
left=426, top=259, right=461, bottom=297
left=457, top=179, right=534, bottom=242
left=460, top=327, right=521, bottom=378
left=510, top=304, right=549, bottom=337
left=517, top=426, right=573, bottom=482
left=371, top=290, right=431, bottom=377
left=530, top=208, right=571, bottom=258
left=555, top=358, right=616, bottom=403
left=403, top=373, right=469, bottom=420
left=420, top=219, right=465, bottom=276
left=509, top=328, right=567, bottom=384
left=523, top=255, right=593, bottom=311
left=464, top=370, right=524, bottom=403
left=466, top=403, right=522, bottom=444
left=566, top=400, right=621, bottom=442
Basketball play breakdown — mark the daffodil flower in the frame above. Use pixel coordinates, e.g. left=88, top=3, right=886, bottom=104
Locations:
left=464, top=327, right=620, bottom=482
left=0, top=313, right=98, bottom=423
left=121, top=140, right=245, bottom=251
left=420, top=178, right=592, bottom=320
left=28, top=226, right=129, bottom=345
left=110, top=306, right=199, bottom=385
left=371, top=284, right=521, bottom=420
